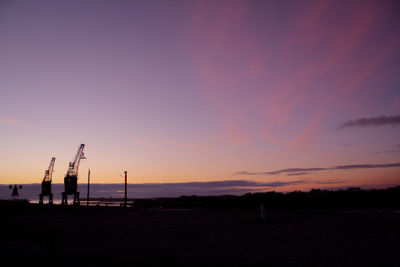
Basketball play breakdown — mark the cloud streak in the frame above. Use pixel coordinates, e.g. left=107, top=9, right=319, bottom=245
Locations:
left=236, top=162, right=400, bottom=176
left=371, top=150, right=400, bottom=154
left=312, top=179, right=347, bottom=185
left=287, top=172, right=309, bottom=176
left=0, top=115, right=24, bottom=127
left=336, top=115, right=400, bottom=129
left=130, top=136, right=203, bottom=150
left=130, top=137, right=157, bottom=148
left=334, top=163, right=400, bottom=170
left=237, top=168, right=325, bottom=176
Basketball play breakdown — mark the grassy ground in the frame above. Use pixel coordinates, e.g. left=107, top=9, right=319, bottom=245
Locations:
left=1, top=205, right=399, bottom=266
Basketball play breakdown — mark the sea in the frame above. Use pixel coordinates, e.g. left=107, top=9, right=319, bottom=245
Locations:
left=0, top=181, right=255, bottom=203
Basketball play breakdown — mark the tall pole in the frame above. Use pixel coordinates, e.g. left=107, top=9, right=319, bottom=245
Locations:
left=87, top=169, right=90, bottom=206
left=124, top=171, right=127, bottom=208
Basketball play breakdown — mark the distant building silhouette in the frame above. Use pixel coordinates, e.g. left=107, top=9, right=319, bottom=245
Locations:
left=9, top=184, right=22, bottom=199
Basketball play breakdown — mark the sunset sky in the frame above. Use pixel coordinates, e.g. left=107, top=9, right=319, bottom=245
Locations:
left=1, top=0, right=399, bottom=195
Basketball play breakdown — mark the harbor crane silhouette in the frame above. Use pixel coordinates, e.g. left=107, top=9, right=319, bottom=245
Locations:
left=39, top=157, right=55, bottom=205
left=61, top=144, right=86, bottom=205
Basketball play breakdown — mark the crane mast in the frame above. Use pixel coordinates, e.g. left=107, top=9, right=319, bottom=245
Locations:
left=62, top=144, right=86, bottom=205
left=39, top=157, right=55, bottom=205
left=66, top=144, right=85, bottom=177
left=44, top=157, right=56, bottom=182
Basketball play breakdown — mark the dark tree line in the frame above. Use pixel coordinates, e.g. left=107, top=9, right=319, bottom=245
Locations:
left=132, top=186, right=400, bottom=210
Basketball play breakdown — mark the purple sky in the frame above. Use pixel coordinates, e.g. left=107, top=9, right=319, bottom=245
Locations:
left=1, top=0, right=399, bottom=194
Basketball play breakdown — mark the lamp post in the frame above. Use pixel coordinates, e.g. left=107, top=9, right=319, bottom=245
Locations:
left=124, top=171, right=127, bottom=208
left=87, top=169, right=90, bottom=206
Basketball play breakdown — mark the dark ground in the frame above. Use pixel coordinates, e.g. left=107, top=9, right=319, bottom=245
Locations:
left=1, top=204, right=399, bottom=266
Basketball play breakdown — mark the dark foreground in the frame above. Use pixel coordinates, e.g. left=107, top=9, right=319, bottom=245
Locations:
left=1, top=204, right=399, bottom=266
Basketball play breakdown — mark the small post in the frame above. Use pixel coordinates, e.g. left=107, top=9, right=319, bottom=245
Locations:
left=87, top=169, right=90, bottom=206
left=124, top=171, right=127, bottom=208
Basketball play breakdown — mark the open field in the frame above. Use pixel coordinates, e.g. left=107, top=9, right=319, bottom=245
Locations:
left=1, top=204, right=399, bottom=266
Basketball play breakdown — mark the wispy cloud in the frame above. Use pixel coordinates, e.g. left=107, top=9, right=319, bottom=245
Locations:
left=287, top=172, right=309, bottom=176
left=334, top=163, right=400, bottom=170
left=236, top=162, right=400, bottom=176
left=336, top=115, right=400, bottom=129
left=394, top=97, right=400, bottom=107
left=223, top=123, right=252, bottom=144
left=185, top=0, right=399, bottom=148
left=313, top=180, right=348, bottom=185
left=0, top=115, right=24, bottom=127
left=371, top=150, right=400, bottom=154
left=130, top=136, right=204, bottom=151
left=237, top=168, right=325, bottom=176
left=312, top=179, right=347, bottom=185
left=155, top=137, right=202, bottom=150
left=130, top=137, right=157, bottom=148
left=340, top=143, right=357, bottom=147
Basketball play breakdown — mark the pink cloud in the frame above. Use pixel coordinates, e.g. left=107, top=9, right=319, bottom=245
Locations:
left=289, top=112, right=323, bottom=151
left=223, top=123, right=252, bottom=145
left=183, top=0, right=399, bottom=149
left=0, top=115, right=24, bottom=127
left=131, top=136, right=207, bottom=151
left=156, top=137, right=210, bottom=151
left=130, top=137, right=157, bottom=148
left=394, top=97, right=400, bottom=107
